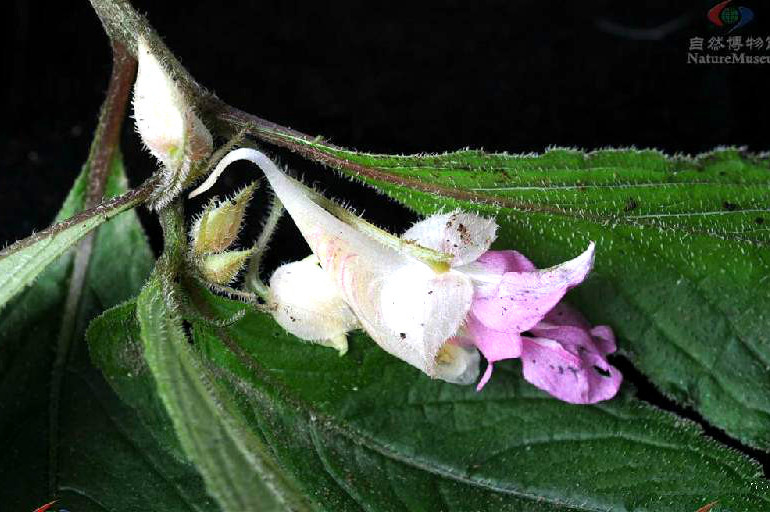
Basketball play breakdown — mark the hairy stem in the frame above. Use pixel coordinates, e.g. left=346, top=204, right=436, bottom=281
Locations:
left=245, top=196, right=284, bottom=299
left=158, top=199, right=188, bottom=276
left=0, top=177, right=157, bottom=258
left=48, top=42, right=136, bottom=495
left=86, top=43, right=136, bottom=205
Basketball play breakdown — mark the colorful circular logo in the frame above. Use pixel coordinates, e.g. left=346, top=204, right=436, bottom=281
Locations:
left=708, top=0, right=755, bottom=33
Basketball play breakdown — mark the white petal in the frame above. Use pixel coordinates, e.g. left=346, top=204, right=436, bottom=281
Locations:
left=378, top=261, right=475, bottom=375
left=269, top=256, right=359, bottom=343
left=402, top=211, right=497, bottom=266
left=434, top=343, right=481, bottom=385
left=200, top=149, right=476, bottom=380
left=319, top=333, right=350, bottom=355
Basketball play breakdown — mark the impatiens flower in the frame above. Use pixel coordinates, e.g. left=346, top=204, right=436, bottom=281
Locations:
left=191, top=149, right=622, bottom=403
left=191, top=148, right=480, bottom=384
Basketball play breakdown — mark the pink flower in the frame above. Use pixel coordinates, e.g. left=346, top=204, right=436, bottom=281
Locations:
left=402, top=213, right=621, bottom=403
left=461, top=249, right=622, bottom=403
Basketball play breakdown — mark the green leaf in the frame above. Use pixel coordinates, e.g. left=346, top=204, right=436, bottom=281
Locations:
left=133, top=275, right=310, bottom=511
left=264, top=139, right=770, bottom=451
left=0, top=171, right=151, bottom=310
left=180, top=287, right=770, bottom=510
left=86, top=300, right=207, bottom=470
left=0, top=155, right=214, bottom=510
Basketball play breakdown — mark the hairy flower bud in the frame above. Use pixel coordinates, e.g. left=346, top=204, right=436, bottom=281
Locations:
left=190, top=182, right=256, bottom=255
left=199, top=250, right=250, bottom=285
left=133, top=37, right=213, bottom=207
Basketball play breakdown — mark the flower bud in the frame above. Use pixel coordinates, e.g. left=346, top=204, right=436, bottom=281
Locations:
left=190, top=183, right=256, bottom=255
left=268, top=255, right=359, bottom=355
left=133, top=37, right=213, bottom=207
left=199, top=250, right=250, bottom=285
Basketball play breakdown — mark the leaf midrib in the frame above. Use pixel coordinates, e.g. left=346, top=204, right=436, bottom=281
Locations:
left=376, top=182, right=770, bottom=245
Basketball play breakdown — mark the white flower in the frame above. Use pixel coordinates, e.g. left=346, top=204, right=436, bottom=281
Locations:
left=268, top=255, right=359, bottom=355
left=192, top=150, right=609, bottom=399
left=191, top=149, right=479, bottom=384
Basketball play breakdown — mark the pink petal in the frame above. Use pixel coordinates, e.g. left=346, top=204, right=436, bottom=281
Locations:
left=529, top=324, right=596, bottom=353
left=477, top=362, right=494, bottom=391
left=590, top=325, right=617, bottom=354
left=465, top=313, right=522, bottom=391
left=471, top=243, right=595, bottom=333
left=535, top=302, right=617, bottom=354
left=475, top=250, right=536, bottom=274
left=520, top=335, right=622, bottom=404
left=540, top=302, right=592, bottom=330
left=466, top=313, right=522, bottom=362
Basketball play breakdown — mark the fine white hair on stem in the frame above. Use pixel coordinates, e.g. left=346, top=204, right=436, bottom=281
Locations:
left=246, top=194, right=284, bottom=298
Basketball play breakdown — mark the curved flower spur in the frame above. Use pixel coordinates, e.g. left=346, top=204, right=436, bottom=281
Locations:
left=191, top=148, right=622, bottom=403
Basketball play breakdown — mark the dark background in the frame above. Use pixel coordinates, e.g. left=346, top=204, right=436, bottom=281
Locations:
left=2, top=0, right=769, bottom=465
left=4, top=1, right=770, bottom=254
